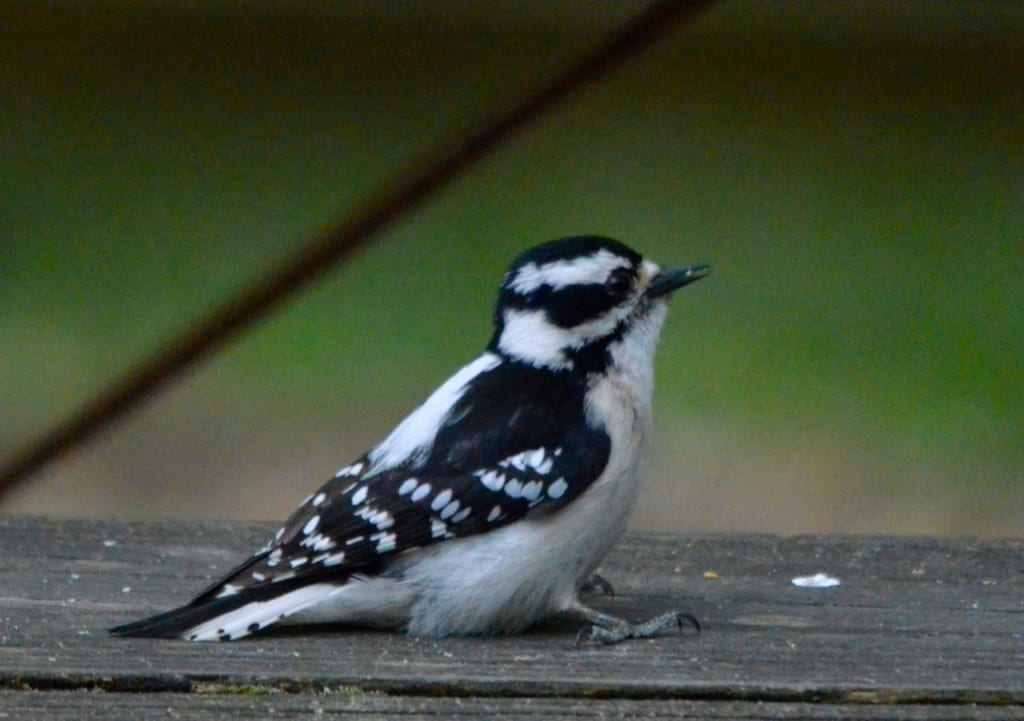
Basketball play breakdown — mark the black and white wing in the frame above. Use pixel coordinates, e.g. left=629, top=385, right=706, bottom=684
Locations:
left=110, top=357, right=611, bottom=640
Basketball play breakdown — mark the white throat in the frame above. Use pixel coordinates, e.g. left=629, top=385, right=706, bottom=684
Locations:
left=604, top=301, right=669, bottom=409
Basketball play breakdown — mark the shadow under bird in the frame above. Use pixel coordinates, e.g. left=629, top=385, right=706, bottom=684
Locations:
left=111, top=235, right=709, bottom=644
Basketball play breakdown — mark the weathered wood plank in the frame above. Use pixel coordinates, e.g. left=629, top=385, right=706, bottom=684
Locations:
left=1, top=690, right=1022, bottom=721
left=0, top=517, right=1021, bottom=711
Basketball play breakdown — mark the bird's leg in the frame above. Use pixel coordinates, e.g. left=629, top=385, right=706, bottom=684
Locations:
left=579, top=573, right=615, bottom=597
left=571, top=600, right=699, bottom=646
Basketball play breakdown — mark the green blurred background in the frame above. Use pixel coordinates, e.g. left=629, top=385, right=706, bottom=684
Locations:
left=2, top=1, right=1021, bottom=536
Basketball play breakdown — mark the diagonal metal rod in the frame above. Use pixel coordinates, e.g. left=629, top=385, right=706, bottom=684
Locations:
left=0, top=0, right=716, bottom=503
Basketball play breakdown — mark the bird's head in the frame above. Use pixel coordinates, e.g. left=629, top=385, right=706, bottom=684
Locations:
left=488, top=236, right=709, bottom=373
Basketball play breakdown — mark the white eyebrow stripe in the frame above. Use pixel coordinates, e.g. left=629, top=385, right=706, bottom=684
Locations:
left=509, top=250, right=631, bottom=294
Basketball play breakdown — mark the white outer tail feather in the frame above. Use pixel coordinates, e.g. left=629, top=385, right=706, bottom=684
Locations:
left=184, top=583, right=337, bottom=641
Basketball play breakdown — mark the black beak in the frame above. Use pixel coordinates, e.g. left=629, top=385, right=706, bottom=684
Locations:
left=646, top=264, right=711, bottom=299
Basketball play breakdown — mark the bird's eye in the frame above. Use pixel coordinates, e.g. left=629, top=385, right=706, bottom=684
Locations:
left=604, top=268, right=633, bottom=297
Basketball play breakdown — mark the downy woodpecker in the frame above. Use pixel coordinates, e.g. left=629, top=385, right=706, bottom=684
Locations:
left=111, top=236, right=709, bottom=644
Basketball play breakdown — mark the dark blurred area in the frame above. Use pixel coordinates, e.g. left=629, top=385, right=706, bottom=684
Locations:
left=1, top=1, right=1021, bottom=536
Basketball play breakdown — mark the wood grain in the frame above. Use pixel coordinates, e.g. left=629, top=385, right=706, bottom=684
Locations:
left=0, top=517, right=1021, bottom=719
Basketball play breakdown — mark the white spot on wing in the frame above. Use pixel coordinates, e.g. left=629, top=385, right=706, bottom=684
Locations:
left=411, top=482, right=432, bottom=502
left=478, top=470, right=504, bottom=491
left=311, top=493, right=326, bottom=507
left=432, top=489, right=453, bottom=511
left=336, top=462, right=364, bottom=478
left=356, top=506, right=394, bottom=530
left=487, top=505, right=502, bottom=522
left=322, top=551, right=346, bottom=567
left=440, top=500, right=460, bottom=520
left=521, top=481, right=542, bottom=502
left=398, top=478, right=418, bottom=495
left=351, top=486, right=368, bottom=505
left=547, top=478, right=568, bottom=499
left=372, top=532, right=397, bottom=553
left=302, top=515, right=320, bottom=536
left=302, top=533, right=336, bottom=552
left=451, top=506, right=471, bottom=523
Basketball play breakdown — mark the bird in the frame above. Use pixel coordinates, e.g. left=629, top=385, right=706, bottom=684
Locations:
left=110, top=235, right=709, bottom=644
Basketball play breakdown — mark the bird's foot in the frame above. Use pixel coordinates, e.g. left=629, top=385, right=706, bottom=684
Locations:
left=571, top=601, right=699, bottom=646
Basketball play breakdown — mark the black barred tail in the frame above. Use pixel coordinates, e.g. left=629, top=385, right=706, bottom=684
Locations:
left=110, top=579, right=337, bottom=641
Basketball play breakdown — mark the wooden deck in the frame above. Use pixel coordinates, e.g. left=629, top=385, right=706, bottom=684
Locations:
left=0, top=516, right=1021, bottom=718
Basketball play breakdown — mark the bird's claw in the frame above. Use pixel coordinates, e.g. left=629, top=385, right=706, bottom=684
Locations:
left=575, top=609, right=700, bottom=646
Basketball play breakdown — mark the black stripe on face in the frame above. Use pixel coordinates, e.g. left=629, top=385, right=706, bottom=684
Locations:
left=541, top=283, right=624, bottom=329
left=498, top=263, right=639, bottom=330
